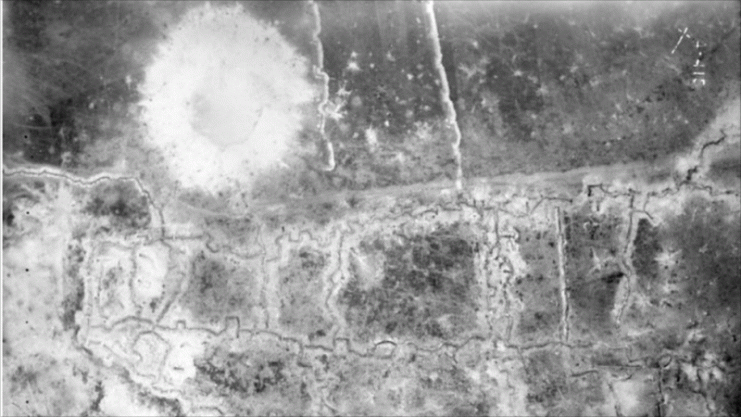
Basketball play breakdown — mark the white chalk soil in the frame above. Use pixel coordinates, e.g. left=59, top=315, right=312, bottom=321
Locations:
left=138, top=2, right=316, bottom=192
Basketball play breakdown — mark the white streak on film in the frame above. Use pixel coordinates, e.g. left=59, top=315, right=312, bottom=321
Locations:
left=423, top=0, right=463, bottom=190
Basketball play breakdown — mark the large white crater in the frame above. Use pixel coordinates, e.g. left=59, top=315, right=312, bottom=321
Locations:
left=138, top=2, right=315, bottom=191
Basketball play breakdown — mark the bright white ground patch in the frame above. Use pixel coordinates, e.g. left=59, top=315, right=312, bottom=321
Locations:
left=139, top=3, right=315, bottom=191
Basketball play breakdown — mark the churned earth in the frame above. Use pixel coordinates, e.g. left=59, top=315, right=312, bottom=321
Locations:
left=2, top=1, right=740, bottom=416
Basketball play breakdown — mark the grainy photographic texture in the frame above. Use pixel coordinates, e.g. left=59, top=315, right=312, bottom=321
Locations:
left=2, top=1, right=740, bottom=415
